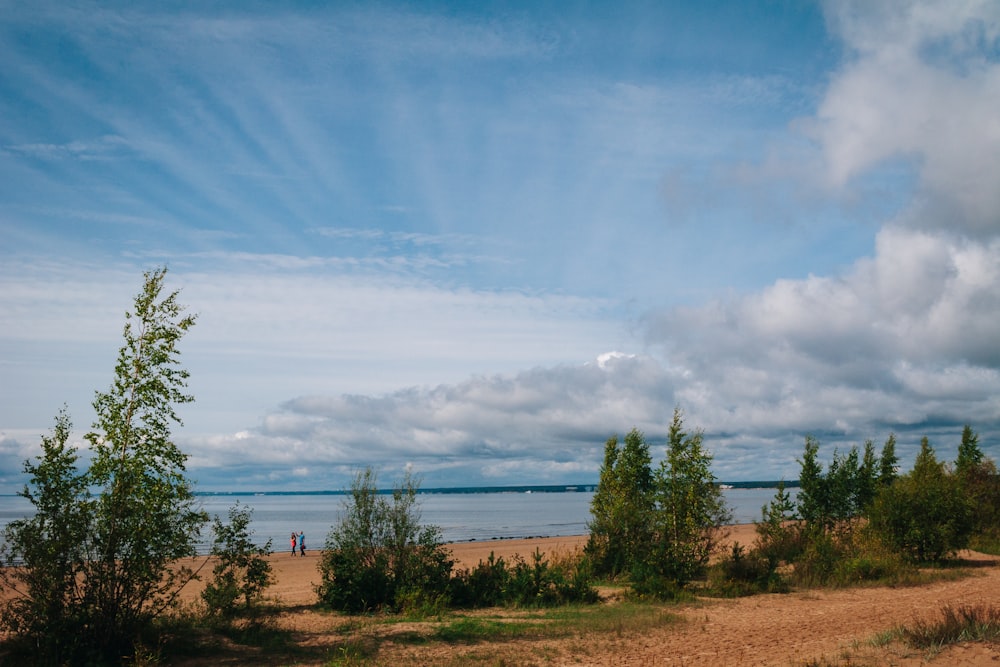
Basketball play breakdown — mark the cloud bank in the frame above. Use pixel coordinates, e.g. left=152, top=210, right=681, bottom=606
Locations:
left=1, top=1, right=998, bottom=492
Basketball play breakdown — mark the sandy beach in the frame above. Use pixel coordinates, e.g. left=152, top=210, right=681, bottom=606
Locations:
left=178, top=524, right=759, bottom=605
left=176, top=531, right=604, bottom=606
left=163, top=522, right=1000, bottom=665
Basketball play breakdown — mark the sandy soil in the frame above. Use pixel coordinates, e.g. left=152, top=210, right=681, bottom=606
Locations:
left=161, top=526, right=1000, bottom=666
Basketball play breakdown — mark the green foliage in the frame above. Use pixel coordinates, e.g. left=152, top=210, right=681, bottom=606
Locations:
left=706, top=542, right=787, bottom=597
left=955, top=424, right=984, bottom=475
left=900, top=604, right=1000, bottom=649
left=856, top=439, right=880, bottom=510
left=754, top=480, right=804, bottom=566
left=642, top=408, right=731, bottom=588
left=449, top=552, right=510, bottom=608
left=791, top=526, right=910, bottom=588
left=316, top=468, right=454, bottom=612
left=879, top=433, right=899, bottom=486
left=868, top=438, right=974, bottom=563
left=587, top=409, right=730, bottom=595
left=0, top=410, right=90, bottom=661
left=449, top=549, right=598, bottom=609
left=0, top=268, right=207, bottom=663
left=816, top=530, right=912, bottom=586
left=952, top=425, right=1000, bottom=542
left=81, top=267, right=208, bottom=656
left=586, top=429, right=654, bottom=577
left=796, top=436, right=827, bottom=526
left=203, top=503, right=274, bottom=616
left=795, top=437, right=883, bottom=531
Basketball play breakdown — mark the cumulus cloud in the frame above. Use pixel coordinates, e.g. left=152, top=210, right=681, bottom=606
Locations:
left=184, top=353, right=682, bottom=487
left=191, top=226, right=1000, bottom=489
left=643, top=226, right=1000, bottom=452
left=811, top=0, right=1000, bottom=235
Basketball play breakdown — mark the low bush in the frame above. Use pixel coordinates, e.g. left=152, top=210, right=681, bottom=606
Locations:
left=900, top=604, right=1000, bottom=648
left=450, top=548, right=598, bottom=608
left=707, top=542, right=786, bottom=597
left=316, top=468, right=454, bottom=613
left=202, top=502, right=274, bottom=617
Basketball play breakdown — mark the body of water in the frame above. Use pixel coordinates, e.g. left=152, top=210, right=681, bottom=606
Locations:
left=0, top=486, right=792, bottom=554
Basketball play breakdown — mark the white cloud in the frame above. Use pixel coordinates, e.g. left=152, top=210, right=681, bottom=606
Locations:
left=182, top=352, right=678, bottom=487
left=811, top=0, right=1000, bottom=234
left=644, top=227, right=1000, bottom=442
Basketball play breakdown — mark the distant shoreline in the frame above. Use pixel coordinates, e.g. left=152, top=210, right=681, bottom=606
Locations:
left=0, top=483, right=798, bottom=498
left=188, top=482, right=798, bottom=496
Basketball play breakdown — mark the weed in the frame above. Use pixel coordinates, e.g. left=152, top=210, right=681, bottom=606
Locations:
left=900, top=603, right=1000, bottom=648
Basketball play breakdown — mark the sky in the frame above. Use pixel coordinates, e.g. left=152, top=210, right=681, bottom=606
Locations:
left=1, top=0, right=998, bottom=492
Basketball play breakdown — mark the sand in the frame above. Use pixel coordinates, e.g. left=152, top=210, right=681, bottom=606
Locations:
left=163, top=524, right=1000, bottom=665
left=10, top=525, right=1000, bottom=665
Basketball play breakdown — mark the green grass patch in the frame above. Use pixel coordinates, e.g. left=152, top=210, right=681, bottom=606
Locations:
left=540, top=601, right=679, bottom=636
left=433, top=617, right=541, bottom=643
left=900, top=604, right=1000, bottom=649
left=416, top=601, right=681, bottom=647
left=969, top=533, right=1000, bottom=555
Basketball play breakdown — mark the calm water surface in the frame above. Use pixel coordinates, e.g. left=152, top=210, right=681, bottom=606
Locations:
left=0, top=487, right=791, bottom=554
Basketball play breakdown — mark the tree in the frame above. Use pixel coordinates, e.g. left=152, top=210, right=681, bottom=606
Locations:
left=1, top=268, right=207, bottom=662
left=644, top=408, right=731, bottom=588
left=586, top=429, right=655, bottom=577
left=316, top=468, right=453, bottom=612
left=826, top=447, right=861, bottom=520
left=203, top=503, right=274, bottom=616
left=879, top=433, right=899, bottom=487
left=754, top=480, right=800, bottom=566
left=796, top=436, right=827, bottom=528
left=955, top=425, right=984, bottom=477
left=952, top=425, right=1000, bottom=539
left=81, top=267, right=207, bottom=656
left=856, top=439, right=880, bottom=511
left=796, top=437, right=883, bottom=531
left=869, top=437, right=974, bottom=562
left=0, top=410, right=91, bottom=661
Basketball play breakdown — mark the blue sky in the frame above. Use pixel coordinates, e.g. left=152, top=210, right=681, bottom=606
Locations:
left=1, top=0, right=998, bottom=492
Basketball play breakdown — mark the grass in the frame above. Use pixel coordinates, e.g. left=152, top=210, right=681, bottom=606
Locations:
left=899, top=603, right=1000, bottom=649
left=316, top=600, right=682, bottom=665
left=792, top=604, right=1000, bottom=667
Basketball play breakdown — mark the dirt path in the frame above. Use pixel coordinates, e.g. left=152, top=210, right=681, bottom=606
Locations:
left=587, top=554, right=1000, bottom=666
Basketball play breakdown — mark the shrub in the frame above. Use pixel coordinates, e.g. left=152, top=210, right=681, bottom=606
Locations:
left=316, top=468, right=453, bottom=613
left=449, top=552, right=510, bottom=608
left=203, top=503, right=274, bottom=617
left=707, top=542, right=786, bottom=597
left=868, top=438, right=973, bottom=563
left=627, top=562, right=688, bottom=602
left=831, top=530, right=908, bottom=585
left=449, top=549, right=597, bottom=608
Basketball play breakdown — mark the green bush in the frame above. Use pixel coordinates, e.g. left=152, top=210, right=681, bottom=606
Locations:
left=868, top=438, right=973, bottom=563
left=203, top=503, right=274, bottom=617
left=316, top=468, right=453, bottom=613
left=793, top=528, right=842, bottom=586
left=627, top=564, right=688, bottom=602
left=319, top=547, right=393, bottom=612
left=450, top=549, right=597, bottom=608
left=754, top=482, right=805, bottom=566
left=707, top=542, right=786, bottom=597
left=450, top=552, right=510, bottom=608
